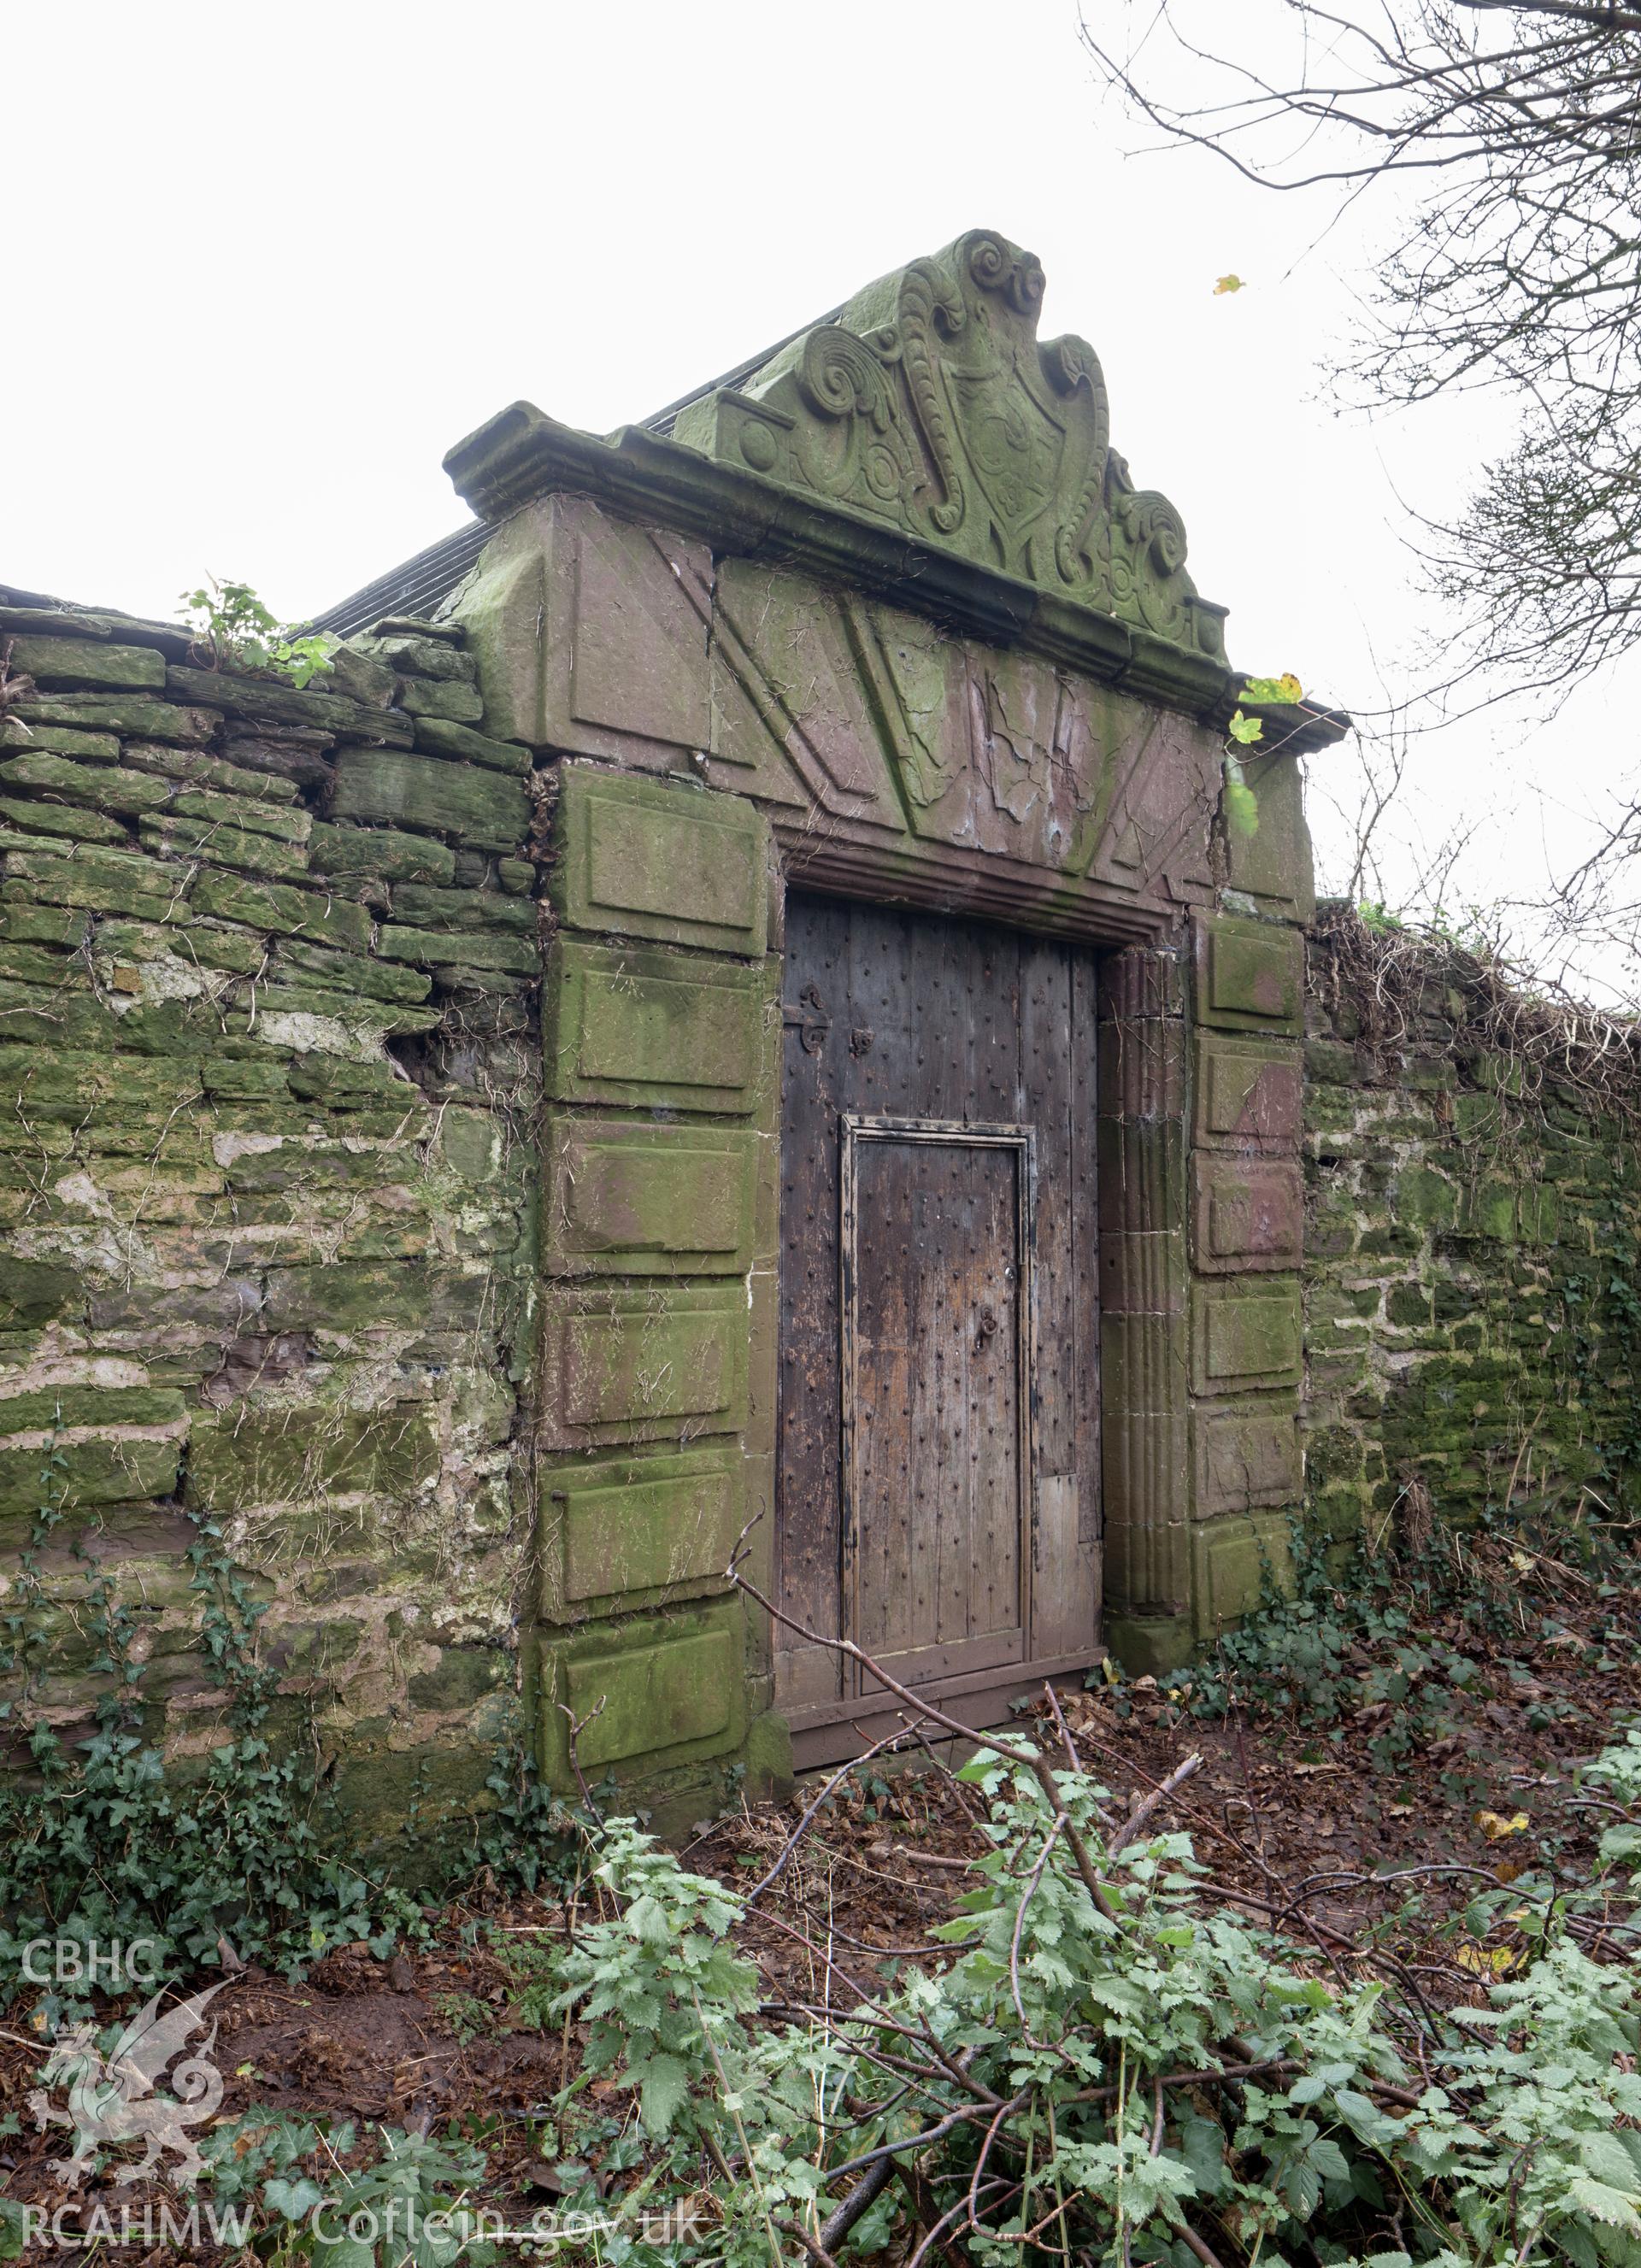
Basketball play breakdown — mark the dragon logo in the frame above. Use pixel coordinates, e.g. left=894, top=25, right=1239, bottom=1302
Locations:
left=28, top=1983, right=226, bottom=2189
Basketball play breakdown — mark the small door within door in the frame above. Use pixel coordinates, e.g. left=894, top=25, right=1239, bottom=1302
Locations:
left=848, top=1120, right=1030, bottom=1690
left=776, top=894, right=1099, bottom=1761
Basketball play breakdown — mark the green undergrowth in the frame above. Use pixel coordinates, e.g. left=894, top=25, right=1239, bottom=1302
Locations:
left=37, top=1720, right=1634, bottom=2268
left=1160, top=1495, right=1641, bottom=1775
left=0, top=1452, right=585, bottom=1996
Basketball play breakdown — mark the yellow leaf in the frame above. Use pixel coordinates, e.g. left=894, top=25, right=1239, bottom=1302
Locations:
left=1476, top=1809, right=1531, bottom=1841
left=1510, top=1549, right=1535, bottom=1573
left=1456, top=1941, right=1519, bottom=1976
left=1239, top=673, right=1304, bottom=707
left=1214, top=274, right=1246, bottom=295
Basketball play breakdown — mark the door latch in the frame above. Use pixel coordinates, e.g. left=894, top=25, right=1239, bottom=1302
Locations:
left=781, top=982, right=829, bottom=1055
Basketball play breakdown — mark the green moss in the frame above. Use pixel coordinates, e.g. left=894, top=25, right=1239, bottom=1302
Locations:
left=0, top=1436, right=181, bottom=1516
left=308, top=820, right=457, bottom=885
left=185, top=1405, right=440, bottom=1511
left=0, top=1259, right=80, bottom=1327
left=0, top=1385, right=185, bottom=1434
left=407, top=1647, right=511, bottom=1710
left=1396, top=1166, right=1456, bottom=1230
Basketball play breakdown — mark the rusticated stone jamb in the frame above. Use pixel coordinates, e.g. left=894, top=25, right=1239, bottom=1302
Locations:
left=532, top=760, right=785, bottom=1803
left=1186, top=905, right=1309, bottom=1641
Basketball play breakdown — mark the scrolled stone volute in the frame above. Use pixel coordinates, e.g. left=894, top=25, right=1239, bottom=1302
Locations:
left=673, top=227, right=1223, bottom=661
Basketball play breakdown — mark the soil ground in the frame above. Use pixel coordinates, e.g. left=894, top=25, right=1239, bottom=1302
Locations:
left=1, top=1552, right=1635, bottom=2259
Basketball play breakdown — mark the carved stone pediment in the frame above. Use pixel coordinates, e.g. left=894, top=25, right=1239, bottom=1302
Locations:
left=673, top=229, right=1226, bottom=662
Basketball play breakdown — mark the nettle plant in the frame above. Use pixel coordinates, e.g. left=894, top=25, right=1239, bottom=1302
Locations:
left=508, top=1729, right=1641, bottom=2268
left=178, top=577, right=332, bottom=688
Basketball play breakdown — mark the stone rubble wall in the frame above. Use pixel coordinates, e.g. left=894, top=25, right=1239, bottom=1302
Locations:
left=0, top=596, right=544, bottom=1839
left=1301, top=908, right=1638, bottom=1547
left=10, top=572, right=1627, bottom=1840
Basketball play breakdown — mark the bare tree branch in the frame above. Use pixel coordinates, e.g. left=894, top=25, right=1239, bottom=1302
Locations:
left=1085, top=2, right=1641, bottom=712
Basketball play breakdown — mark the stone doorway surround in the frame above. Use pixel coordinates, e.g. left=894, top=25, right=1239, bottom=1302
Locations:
left=438, top=230, right=1344, bottom=1807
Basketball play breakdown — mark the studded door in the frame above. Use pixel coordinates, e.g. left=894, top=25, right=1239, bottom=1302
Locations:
left=776, top=893, right=1101, bottom=1762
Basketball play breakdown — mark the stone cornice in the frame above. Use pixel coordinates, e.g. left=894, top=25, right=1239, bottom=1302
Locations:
left=443, top=403, right=1349, bottom=755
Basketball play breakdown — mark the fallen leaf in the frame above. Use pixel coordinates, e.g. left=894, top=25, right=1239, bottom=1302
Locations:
left=1215, top=274, right=1247, bottom=294
left=1476, top=1809, right=1531, bottom=1842
left=1457, top=1941, right=1520, bottom=1976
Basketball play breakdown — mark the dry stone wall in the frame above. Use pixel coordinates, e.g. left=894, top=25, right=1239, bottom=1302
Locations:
left=1301, top=907, right=1641, bottom=1548
left=0, top=594, right=542, bottom=1840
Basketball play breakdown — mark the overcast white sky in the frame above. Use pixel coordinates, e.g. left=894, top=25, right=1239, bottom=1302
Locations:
left=10, top=2, right=1638, bottom=998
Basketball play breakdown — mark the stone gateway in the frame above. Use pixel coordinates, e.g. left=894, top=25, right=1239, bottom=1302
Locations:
left=1, top=230, right=1355, bottom=1833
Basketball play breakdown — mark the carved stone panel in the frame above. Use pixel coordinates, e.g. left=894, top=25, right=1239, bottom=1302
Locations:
left=1191, top=1155, right=1304, bottom=1274
left=1190, top=1278, right=1303, bottom=1395
left=567, top=507, right=713, bottom=755
left=456, top=493, right=713, bottom=763
left=538, top=1600, right=750, bottom=1783
left=570, top=1625, right=734, bottom=1766
left=542, top=1116, right=758, bottom=1278
left=553, top=764, right=768, bottom=957
left=1193, top=1035, right=1303, bottom=1150
left=538, top=1283, right=750, bottom=1449
left=1084, top=708, right=1219, bottom=913
left=671, top=228, right=1228, bottom=663
left=540, top=1446, right=745, bottom=1613
left=710, top=562, right=1220, bottom=931
left=1193, top=914, right=1304, bottom=1033
left=1225, top=750, right=1316, bottom=920
left=1191, top=1513, right=1294, bottom=1638
left=1192, top=1402, right=1303, bottom=1518
left=710, top=561, right=907, bottom=821
left=544, top=939, right=768, bottom=1115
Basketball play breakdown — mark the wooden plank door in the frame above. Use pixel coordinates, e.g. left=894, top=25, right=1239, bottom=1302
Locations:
left=776, top=894, right=1100, bottom=1760
left=848, top=1119, right=1032, bottom=1691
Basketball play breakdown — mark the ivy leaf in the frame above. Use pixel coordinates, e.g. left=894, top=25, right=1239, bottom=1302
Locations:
left=1214, top=274, right=1247, bottom=294
left=263, top=2176, right=325, bottom=2221
left=309, top=2239, right=375, bottom=2268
